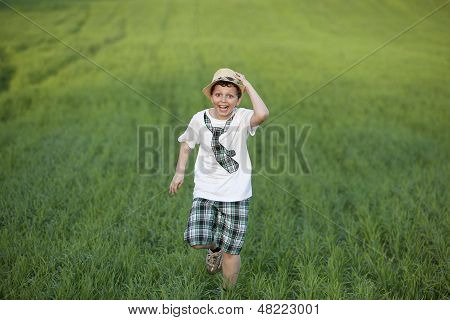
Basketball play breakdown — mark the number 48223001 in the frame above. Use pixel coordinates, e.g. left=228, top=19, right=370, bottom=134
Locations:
left=257, top=303, right=319, bottom=315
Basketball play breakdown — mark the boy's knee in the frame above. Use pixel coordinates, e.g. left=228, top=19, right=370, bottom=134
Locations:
left=191, top=244, right=213, bottom=249
left=223, top=252, right=240, bottom=259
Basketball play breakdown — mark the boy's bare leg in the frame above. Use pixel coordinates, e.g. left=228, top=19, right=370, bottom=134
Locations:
left=191, top=243, right=217, bottom=250
left=222, top=253, right=240, bottom=289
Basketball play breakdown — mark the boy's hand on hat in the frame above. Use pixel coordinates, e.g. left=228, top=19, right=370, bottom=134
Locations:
left=169, top=173, right=184, bottom=195
left=235, top=72, right=250, bottom=87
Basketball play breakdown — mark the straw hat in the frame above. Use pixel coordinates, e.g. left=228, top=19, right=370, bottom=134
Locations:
left=202, top=68, right=246, bottom=98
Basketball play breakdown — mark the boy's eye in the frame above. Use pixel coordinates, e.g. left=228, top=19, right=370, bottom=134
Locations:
left=214, top=93, right=234, bottom=99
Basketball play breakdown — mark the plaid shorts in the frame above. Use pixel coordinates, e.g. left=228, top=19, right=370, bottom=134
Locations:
left=183, top=197, right=250, bottom=255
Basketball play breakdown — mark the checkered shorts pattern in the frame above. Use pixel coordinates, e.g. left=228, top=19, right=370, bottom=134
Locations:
left=184, top=197, right=250, bottom=255
left=204, top=112, right=239, bottom=174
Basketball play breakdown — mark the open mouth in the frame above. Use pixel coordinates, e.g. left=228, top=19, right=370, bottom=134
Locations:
left=218, top=105, right=229, bottom=111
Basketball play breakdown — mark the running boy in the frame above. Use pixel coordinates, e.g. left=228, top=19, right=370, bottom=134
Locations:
left=169, top=68, right=269, bottom=290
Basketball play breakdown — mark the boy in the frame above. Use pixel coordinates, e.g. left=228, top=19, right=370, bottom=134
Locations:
left=168, top=68, right=269, bottom=290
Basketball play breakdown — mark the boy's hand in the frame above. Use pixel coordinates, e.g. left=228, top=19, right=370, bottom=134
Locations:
left=234, top=72, right=250, bottom=88
left=169, top=173, right=184, bottom=195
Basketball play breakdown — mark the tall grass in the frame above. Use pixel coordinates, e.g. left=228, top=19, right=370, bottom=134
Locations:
left=0, top=0, right=448, bottom=299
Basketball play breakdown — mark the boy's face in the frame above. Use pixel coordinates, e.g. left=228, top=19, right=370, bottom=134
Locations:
left=210, top=83, right=242, bottom=119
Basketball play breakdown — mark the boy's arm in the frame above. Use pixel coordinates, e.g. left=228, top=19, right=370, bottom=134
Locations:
left=235, top=72, right=269, bottom=127
left=169, top=142, right=192, bottom=195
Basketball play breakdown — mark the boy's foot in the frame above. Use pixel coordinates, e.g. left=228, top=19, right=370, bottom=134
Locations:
left=205, top=248, right=223, bottom=274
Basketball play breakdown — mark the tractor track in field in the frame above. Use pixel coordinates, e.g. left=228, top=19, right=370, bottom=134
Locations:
left=13, top=4, right=90, bottom=53
left=26, top=8, right=127, bottom=87
left=0, top=2, right=128, bottom=123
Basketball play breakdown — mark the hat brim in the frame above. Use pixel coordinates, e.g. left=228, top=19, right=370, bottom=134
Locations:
left=202, top=80, right=245, bottom=99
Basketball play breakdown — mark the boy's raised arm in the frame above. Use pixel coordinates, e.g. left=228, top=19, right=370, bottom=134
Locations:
left=235, top=71, right=269, bottom=127
left=169, top=142, right=192, bottom=195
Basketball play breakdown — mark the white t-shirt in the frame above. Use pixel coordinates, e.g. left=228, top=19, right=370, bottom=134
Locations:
left=178, top=107, right=258, bottom=202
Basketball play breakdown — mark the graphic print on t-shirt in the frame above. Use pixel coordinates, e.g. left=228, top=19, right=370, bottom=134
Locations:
left=204, top=112, right=239, bottom=174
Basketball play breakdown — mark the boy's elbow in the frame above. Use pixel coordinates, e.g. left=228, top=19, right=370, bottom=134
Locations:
left=252, top=112, right=269, bottom=127
left=259, top=111, right=269, bottom=122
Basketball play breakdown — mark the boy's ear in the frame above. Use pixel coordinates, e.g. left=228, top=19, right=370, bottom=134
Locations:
left=237, top=95, right=242, bottom=106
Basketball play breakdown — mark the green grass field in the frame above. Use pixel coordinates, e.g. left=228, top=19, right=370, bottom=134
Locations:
left=0, top=0, right=449, bottom=299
